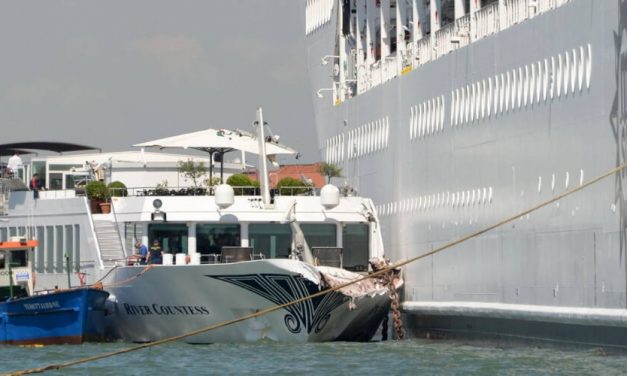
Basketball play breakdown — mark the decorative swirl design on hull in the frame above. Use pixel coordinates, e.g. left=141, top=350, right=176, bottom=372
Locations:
left=209, top=273, right=347, bottom=335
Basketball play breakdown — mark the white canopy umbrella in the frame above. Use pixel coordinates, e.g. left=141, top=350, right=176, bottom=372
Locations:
left=134, top=128, right=297, bottom=182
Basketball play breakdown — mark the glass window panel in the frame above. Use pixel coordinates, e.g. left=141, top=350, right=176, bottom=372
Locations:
left=0, top=228, right=6, bottom=242
left=74, top=225, right=80, bottom=272
left=65, top=225, right=73, bottom=272
left=148, top=223, right=188, bottom=254
left=249, top=223, right=292, bottom=259
left=36, top=226, right=45, bottom=273
left=196, top=224, right=241, bottom=255
left=46, top=226, right=54, bottom=273
left=301, top=224, right=336, bottom=248
left=10, top=250, right=27, bottom=267
left=55, top=225, right=64, bottom=273
left=342, top=223, right=370, bottom=272
left=0, top=253, right=5, bottom=269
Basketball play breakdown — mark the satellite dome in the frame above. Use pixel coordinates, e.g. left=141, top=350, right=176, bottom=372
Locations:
left=215, top=184, right=234, bottom=209
left=320, top=184, right=340, bottom=209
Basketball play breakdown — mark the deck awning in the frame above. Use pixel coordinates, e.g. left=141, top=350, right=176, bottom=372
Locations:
left=133, top=128, right=296, bottom=156
left=0, top=142, right=100, bottom=154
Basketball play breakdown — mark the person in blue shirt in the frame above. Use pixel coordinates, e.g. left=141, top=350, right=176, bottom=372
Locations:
left=134, top=241, right=148, bottom=265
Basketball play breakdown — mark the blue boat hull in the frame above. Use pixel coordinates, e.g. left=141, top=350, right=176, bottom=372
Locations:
left=0, top=288, right=109, bottom=345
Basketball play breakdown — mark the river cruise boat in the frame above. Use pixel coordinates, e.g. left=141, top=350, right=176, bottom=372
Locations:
left=0, top=108, right=400, bottom=343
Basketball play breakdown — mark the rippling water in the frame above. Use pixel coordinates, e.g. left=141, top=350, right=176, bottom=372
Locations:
left=2, top=339, right=626, bottom=375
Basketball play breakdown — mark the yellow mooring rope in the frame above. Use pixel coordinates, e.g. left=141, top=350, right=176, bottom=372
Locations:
left=7, top=161, right=627, bottom=376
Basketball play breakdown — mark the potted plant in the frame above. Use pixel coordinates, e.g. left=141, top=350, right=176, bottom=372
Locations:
left=85, top=180, right=108, bottom=213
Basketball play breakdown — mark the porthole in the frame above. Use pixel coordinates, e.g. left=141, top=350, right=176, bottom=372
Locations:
left=517, top=67, right=523, bottom=108
left=450, top=91, right=456, bottom=127
left=536, top=61, right=542, bottom=103
left=470, top=83, right=476, bottom=123
left=564, top=52, right=570, bottom=96
left=537, top=176, right=542, bottom=193
left=409, top=106, right=415, bottom=139
left=524, top=65, right=530, bottom=107
left=481, top=80, right=487, bottom=119
left=439, top=96, right=445, bottom=132
left=586, top=44, right=592, bottom=89
left=529, top=64, right=535, bottom=106
left=487, top=77, right=493, bottom=117
left=580, top=169, right=584, bottom=186
left=557, top=54, right=563, bottom=98
left=475, top=82, right=482, bottom=121
left=505, top=72, right=511, bottom=112
left=570, top=49, right=577, bottom=93
left=466, top=85, right=472, bottom=124
left=550, top=56, right=556, bottom=99
left=578, top=46, right=585, bottom=91
left=544, top=58, right=550, bottom=101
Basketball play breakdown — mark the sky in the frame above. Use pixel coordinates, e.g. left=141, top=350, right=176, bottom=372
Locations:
left=0, top=1, right=318, bottom=163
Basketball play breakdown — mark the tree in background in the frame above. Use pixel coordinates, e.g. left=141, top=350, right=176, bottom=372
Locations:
left=318, top=162, right=343, bottom=184
left=178, top=159, right=207, bottom=188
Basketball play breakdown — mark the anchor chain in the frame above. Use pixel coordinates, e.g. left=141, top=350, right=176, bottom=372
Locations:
left=387, top=270, right=405, bottom=340
left=370, top=257, right=405, bottom=340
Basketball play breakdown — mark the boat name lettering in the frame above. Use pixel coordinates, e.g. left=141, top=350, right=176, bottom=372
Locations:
left=23, top=301, right=61, bottom=310
left=123, top=303, right=210, bottom=316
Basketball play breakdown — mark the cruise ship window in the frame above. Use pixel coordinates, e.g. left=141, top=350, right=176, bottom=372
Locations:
left=74, top=224, right=80, bottom=272
left=249, top=223, right=292, bottom=259
left=36, top=226, right=45, bottom=273
left=196, top=224, right=239, bottom=255
left=302, top=224, right=337, bottom=248
left=342, top=224, right=369, bottom=272
left=46, top=226, right=54, bottom=273
left=0, top=253, right=5, bottom=269
left=65, top=225, right=73, bottom=273
left=149, top=223, right=189, bottom=254
left=55, top=226, right=64, bottom=273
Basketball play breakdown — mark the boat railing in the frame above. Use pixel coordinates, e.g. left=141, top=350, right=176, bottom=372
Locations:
left=473, top=1, right=500, bottom=41
left=29, top=185, right=322, bottom=199
left=434, top=22, right=456, bottom=57
left=340, top=0, right=573, bottom=97
left=416, top=37, right=432, bottom=66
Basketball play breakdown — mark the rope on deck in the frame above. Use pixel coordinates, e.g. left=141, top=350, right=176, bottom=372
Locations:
left=7, top=161, right=627, bottom=375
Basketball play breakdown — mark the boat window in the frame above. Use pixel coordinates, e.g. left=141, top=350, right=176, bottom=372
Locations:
left=148, top=223, right=189, bottom=254
left=35, top=226, right=44, bottom=273
left=0, top=253, right=5, bottom=269
left=55, top=225, right=63, bottom=273
left=196, top=224, right=240, bottom=255
left=301, top=224, right=336, bottom=247
left=342, top=223, right=369, bottom=272
left=10, top=250, right=27, bottom=267
left=249, top=223, right=292, bottom=259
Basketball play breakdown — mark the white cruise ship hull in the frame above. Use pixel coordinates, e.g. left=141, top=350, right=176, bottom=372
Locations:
left=306, top=0, right=627, bottom=346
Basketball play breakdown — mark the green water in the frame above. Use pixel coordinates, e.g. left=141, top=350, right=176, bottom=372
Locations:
left=1, top=339, right=626, bottom=375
